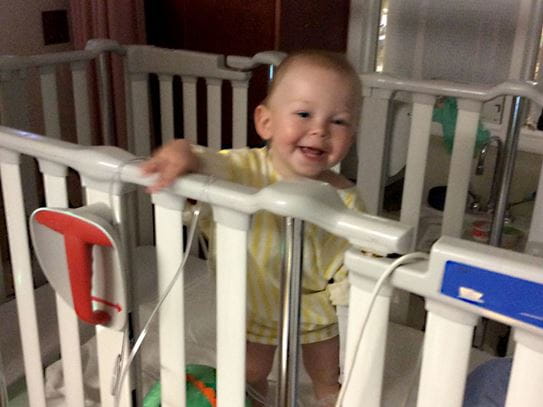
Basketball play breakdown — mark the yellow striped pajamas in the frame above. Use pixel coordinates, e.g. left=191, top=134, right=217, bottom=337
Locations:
left=201, top=147, right=364, bottom=345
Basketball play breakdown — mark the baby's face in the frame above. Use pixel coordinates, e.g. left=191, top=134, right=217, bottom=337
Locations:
left=259, top=62, right=357, bottom=180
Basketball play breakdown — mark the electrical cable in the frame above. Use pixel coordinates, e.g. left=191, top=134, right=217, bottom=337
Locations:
left=107, top=157, right=147, bottom=224
left=113, top=203, right=202, bottom=407
left=335, top=252, right=429, bottom=407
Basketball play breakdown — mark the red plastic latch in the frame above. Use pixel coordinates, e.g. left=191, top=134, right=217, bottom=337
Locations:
left=35, top=210, right=113, bottom=325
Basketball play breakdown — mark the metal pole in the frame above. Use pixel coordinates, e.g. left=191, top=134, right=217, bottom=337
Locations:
left=489, top=96, right=526, bottom=246
left=276, top=217, right=304, bottom=407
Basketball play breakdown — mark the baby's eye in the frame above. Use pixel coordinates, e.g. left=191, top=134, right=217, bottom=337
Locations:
left=332, top=118, right=350, bottom=126
left=296, top=111, right=310, bottom=119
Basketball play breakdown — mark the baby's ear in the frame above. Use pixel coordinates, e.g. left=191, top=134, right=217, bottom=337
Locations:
left=254, top=104, right=272, bottom=141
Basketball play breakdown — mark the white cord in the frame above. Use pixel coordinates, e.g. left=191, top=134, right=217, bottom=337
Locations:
left=107, top=157, right=203, bottom=406
left=113, top=203, right=202, bottom=407
left=108, top=157, right=147, bottom=224
left=335, top=252, right=429, bottom=407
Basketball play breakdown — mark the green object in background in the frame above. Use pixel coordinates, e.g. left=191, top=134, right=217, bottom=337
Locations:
left=432, top=97, right=490, bottom=154
left=143, top=364, right=252, bottom=407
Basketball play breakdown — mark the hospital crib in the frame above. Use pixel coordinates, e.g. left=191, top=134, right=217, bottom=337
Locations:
left=0, top=41, right=543, bottom=406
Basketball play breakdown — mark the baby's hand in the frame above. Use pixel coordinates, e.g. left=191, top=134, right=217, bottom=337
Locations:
left=140, top=139, right=199, bottom=193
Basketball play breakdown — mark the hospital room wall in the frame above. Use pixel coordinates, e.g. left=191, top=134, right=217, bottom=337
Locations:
left=144, top=0, right=351, bottom=147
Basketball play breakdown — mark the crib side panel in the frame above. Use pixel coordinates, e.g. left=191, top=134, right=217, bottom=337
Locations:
left=344, top=237, right=543, bottom=407
left=123, top=45, right=252, bottom=151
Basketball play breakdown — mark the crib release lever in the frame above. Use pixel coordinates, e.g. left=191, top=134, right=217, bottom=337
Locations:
left=30, top=205, right=127, bottom=330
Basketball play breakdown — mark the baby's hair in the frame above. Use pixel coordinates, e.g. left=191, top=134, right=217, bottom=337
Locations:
left=264, top=50, right=362, bottom=113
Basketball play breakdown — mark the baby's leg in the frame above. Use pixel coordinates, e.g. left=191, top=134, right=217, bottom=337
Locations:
left=302, top=336, right=340, bottom=405
left=246, top=341, right=276, bottom=406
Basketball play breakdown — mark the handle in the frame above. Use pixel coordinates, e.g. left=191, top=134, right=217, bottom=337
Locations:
left=34, top=210, right=113, bottom=325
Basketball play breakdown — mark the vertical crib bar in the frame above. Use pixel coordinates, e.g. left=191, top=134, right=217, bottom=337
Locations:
left=277, top=218, right=304, bottom=407
left=231, top=80, right=249, bottom=149
left=41, top=165, right=85, bottom=407
left=400, top=95, right=435, bottom=244
left=153, top=194, right=186, bottom=407
left=129, top=73, right=152, bottom=157
left=417, top=302, right=478, bottom=407
left=505, top=330, right=543, bottom=407
left=356, top=88, right=393, bottom=215
left=206, top=78, right=222, bottom=150
left=39, top=65, right=62, bottom=139
left=0, top=151, right=46, bottom=407
left=159, top=74, right=175, bottom=143
left=182, top=76, right=198, bottom=144
left=441, top=100, right=482, bottom=238
left=85, top=189, right=132, bottom=407
left=129, top=73, right=153, bottom=245
left=70, top=61, right=92, bottom=146
left=343, top=280, right=391, bottom=406
left=214, top=208, right=250, bottom=406
left=0, top=70, right=30, bottom=130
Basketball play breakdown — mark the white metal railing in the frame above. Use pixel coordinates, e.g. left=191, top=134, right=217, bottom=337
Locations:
left=3, top=126, right=542, bottom=407
left=0, top=40, right=285, bottom=305
left=0, top=125, right=412, bottom=406
left=357, top=74, right=543, bottom=248
left=343, top=236, right=543, bottom=407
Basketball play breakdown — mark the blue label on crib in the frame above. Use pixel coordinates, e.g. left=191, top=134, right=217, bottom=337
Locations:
left=441, top=261, right=543, bottom=329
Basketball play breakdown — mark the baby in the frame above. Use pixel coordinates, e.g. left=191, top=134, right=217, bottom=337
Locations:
left=141, top=50, right=364, bottom=406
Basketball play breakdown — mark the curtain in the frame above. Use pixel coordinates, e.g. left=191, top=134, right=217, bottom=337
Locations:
left=70, top=0, right=146, bottom=148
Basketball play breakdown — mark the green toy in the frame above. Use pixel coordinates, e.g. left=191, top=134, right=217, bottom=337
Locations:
left=432, top=97, right=490, bottom=154
left=143, top=364, right=251, bottom=407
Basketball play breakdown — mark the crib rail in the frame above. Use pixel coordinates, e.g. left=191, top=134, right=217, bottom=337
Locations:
left=343, top=236, right=543, bottom=407
left=357, top=74, right=543, bottom=250
left=0, top=40, right=283, bottom=305
left=0, top=40, right=124, bottom=144
left=0, top=125, right=412, bottom=406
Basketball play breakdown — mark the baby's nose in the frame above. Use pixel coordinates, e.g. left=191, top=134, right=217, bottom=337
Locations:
left=310, top=122, right=328, bottom=137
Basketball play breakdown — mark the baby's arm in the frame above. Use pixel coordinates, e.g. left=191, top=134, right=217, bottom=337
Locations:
left=140, top=139, right=227, bottom=192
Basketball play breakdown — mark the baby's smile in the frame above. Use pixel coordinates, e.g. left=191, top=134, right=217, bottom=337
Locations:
left=298, top=146, right=326, bottom=158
